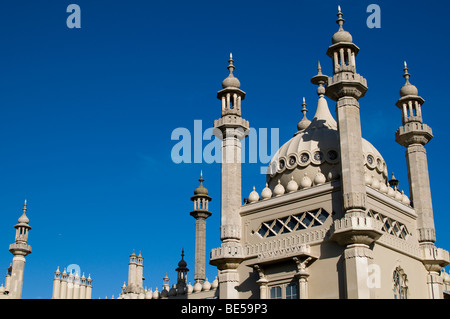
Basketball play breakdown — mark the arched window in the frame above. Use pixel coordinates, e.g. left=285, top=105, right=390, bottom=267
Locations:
left=393, top=267, right=408, bottom=299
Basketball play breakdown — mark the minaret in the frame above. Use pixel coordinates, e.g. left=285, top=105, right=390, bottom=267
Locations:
left=8, top=200, right=32, bottom=299
left=175, top=248, right=189, bottom=295
left=136, top=251, right=144, bottom=288
left=190, top=171, right=212, bottom=285
left=325, top=7, right=382, bottom=299
left=127, top=250, right=138, bottom=287
left=395, top=62, right=435, bottom=245
left=325, top=6, right=368, bottom=214
left=394, top=62, right=449, bottom=298
left=210, top=53, right=249, bottom=299
left=52, top=267, right=61, bottom=299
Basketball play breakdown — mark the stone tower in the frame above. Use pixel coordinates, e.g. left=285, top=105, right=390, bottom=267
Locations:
left=175, top=248, right=189, bottom=295
left=190, top=171, right=212, bottom=286
left=210, top=54, right=250, bottom=298
left=395, top=62, right=435, bottom=246
left=325, top=7, right=383, bottom=299
left=8, top=200, right=32, bottom=299
left=395, top=62, right=449, bottom=298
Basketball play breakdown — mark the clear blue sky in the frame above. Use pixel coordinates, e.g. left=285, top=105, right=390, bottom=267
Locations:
left=0, top=0, right=449, bottom=299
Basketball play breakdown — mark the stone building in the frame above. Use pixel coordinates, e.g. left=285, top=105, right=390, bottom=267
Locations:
left=124, top=6, right=450, bottom=299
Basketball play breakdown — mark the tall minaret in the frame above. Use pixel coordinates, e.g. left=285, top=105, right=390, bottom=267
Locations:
left=8, top=200, right=32, bottom=299
left=326, top=7, right=382, bottom=299
left=394, top=63, right=449, bottom=298
left=127, top=250, right=138, bottom=287
left=190, top=171, right=212, bottom=286
left=325, top=6, right=368, bottom=215
left=136, top=251, right=144, bottom=288
left=395, top=62, right=435, bottom=246
left=210, top=53, right=249, bottom=299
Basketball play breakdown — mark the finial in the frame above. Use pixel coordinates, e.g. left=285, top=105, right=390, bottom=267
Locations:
left=301, top=97, right=308, bottom=116
left=23, top=199, right=27, bottom=213
left=336, top=5, right=345, bottom=29
left=227, top=53, right=235, bottom=75
left=311, top=62, right=328, bottom=96
left=403, top=61, right=410, bottom=84
left=199, top=170, right=204, bottom=184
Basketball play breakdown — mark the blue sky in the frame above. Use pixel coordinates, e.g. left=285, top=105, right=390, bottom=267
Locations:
left=0, top=0, right=449, bottom=299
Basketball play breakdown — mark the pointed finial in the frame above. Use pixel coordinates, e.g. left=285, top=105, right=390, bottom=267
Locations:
left=337, top=5, right=345, bottom=29
left=23, top=199, right=27, bottom=213
left=311, top=62, right=328, bottom=96
left=199, top=170, right=204, bottom=184
left=301, top=97, right=308, bottom=116
left=317, top=61, right=323, bottom=75
left=403, top=61, right=410, bottom=83
left=227, top=53, right=235, bottom=74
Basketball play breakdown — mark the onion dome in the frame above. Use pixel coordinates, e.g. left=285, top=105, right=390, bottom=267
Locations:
left=331, top=6, right=353, bottom=44
left=371, top=175, right=380, bottom=190
left=313, top=169, right=326, bottom=186
left=273, top=180, right=285, bottom=197
left=211, top=277, right=218, bottom=289
left=55, top=267, right=61, bottom=275
left=152, top=287, right=160, bottom=299
left=248, top=187, right=260, bottom=203
left=394, top=189, right=403, bottom=201
left=18, top=199, right=29, bottom=224
left=145, top=288, right=152, bottom=299
left=202, top=278, right=211, bottom=291
left=260, top=183, right=272, bottom=200
left=296, top=98, right=311, bottom=132
left=193, top=281, right=202, bottom=293
left=300, top=173, right=312, bottom=189
left=222, top=53, right=241, bottom=89
left=286, top=176, right=299, bottom=193
left=177, top=249, right=188, bottom=269
left=379, top=181, right=388, bottom=194
left=401, top=191, right=411, bottom=206
left=387, top=185, right=396, bottom=198
left=169, top=284, right=177, bottom=296
left=186, top=283, right=193, bottom=294
left=266, top=63, right=388, bottom=191
left=193, top=171, right=209, bottom=196
left=399, top=62, right=419, bottom=97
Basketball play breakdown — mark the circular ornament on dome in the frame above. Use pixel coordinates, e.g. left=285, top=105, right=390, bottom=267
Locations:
left=314, top=151, right=324, bottom=162
left=279, top=159, right=285, bottom=170
left=288, top=155, right=297, bottom=167
left=327, top=150, right=338, bottom=162
left=376, top=158, right=384, bottom=172
left=299, top=153, right=310, bottom=165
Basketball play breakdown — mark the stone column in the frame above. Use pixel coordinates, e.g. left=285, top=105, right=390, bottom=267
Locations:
left=8, top=256, right=26, bottom=299
left=343, top=243, right=373, bottom=299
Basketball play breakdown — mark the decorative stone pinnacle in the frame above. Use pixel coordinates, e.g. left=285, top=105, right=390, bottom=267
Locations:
left=23, top=199, right=27, bottom=213
left=337, top=5, right=345, bottom=30
left=301, top=97, right=308, bottom=115
left=227, top=53, right=235, bottom=74
left=403, top=61, right=410, bottom=84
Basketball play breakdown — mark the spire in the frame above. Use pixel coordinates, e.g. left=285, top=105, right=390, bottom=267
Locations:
left=337, top=5, right=345, bottom=30
left=296, top=97, right=311, bottom=132
left=227, top=53, right=235, bottom=75
left=399, top=61, right=419, bottom=97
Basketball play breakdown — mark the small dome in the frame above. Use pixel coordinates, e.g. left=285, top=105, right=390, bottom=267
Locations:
left=379, top=182, right=388, bottom=194
left=273, top=180, right=285, bottom=197
left=248, top=187, right=260, bottom=203
left=260, top=183, right=272, bottom=200
left=186, top=283, right=193, bottom=294
left=222, top=75, right=241, bottom=89
left=211, top=277, right=219, bottom=289
left=193, top=281, right=202, bottom=293
left=300, top=173, right=312, bottom=189
left=332, top=29, right=353, bottom=44
left=194, top=172, right=209, bottom=196
left=387, top=186, right=396, bottom=198
left=202, top=279, right=211, bottom=291
left=286, top=176, right=299, bottom=193
left=400, top=83, right=418, bottom=97
left=313, top=169, right=326, bottom=186
left=401, top=191, right=411, bottom=206
left=222, top=53, right=241, bottom=89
